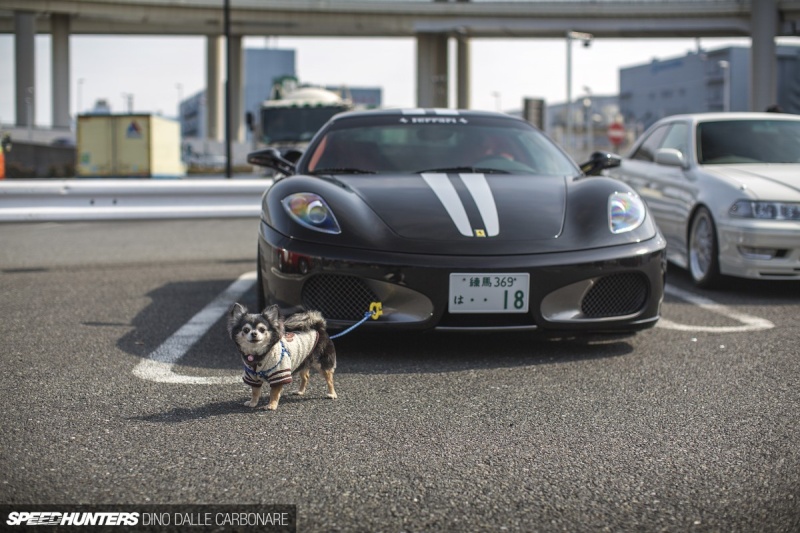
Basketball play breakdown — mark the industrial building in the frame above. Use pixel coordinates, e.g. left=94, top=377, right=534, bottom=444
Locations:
left=541, top=44, right=800, bottom=158
left=619, top=45, right=800, bottom=134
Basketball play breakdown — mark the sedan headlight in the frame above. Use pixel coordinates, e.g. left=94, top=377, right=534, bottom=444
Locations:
left=609, top=191, right=646, bottom=234
left=729, top=200, right=800, bottom=221
left=282, top=193, right=341, bottom=234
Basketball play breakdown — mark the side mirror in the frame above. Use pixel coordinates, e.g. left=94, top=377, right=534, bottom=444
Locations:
left=247, top=148, right=296, bottom=175
left=654, top=148, right=685, bottom=168
left=580, top=151, right=621, bottom=176
left=282, top=148, right=303, bottom=164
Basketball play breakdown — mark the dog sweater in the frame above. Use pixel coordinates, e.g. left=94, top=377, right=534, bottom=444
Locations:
left=242, top=331, right=320, bottom=388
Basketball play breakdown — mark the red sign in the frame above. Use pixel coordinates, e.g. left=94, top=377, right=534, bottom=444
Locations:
left=607, top=122, right=625, bottom=146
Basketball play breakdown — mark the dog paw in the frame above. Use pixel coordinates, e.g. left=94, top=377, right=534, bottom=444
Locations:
left=291, top=390, right=306, bottom=396
left=244, top=400, right=258, bottom=408
left=264, top=403, right=279, bottom=411
left=326, top=392, right=338, bottom=400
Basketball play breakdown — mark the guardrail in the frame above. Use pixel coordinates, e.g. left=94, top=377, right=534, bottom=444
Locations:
left=0, top=178, right=272, bottom=222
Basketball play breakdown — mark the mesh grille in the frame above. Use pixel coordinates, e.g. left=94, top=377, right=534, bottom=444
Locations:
left=581, top=273, right=648, bottom=318
left=301, top=274, right=379, bottom=321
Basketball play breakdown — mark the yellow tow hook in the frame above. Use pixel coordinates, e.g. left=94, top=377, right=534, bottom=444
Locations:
left=369, top=301, right=383, bottom=320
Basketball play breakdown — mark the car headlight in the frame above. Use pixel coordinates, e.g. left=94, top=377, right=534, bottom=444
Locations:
left=281, top=192, right=341, bottom=234
left=608, top=191, right=646, bottom=234
left=729, top=200, right=800, bottom=221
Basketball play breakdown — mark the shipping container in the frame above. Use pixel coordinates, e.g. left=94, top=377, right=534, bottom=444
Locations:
left=77, top=114, right=184, bottom=178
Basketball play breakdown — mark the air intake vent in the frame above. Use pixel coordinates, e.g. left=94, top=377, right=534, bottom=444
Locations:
left=581, top=273, right=648, bottom=318
left=302, top=274, right=379, bottom=321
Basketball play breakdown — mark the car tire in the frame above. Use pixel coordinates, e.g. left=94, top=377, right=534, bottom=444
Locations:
left=688, top=206, right=721, bottom=288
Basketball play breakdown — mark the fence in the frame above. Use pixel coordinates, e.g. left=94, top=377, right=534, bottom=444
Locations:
left=0, top=179, right=271, bottom=222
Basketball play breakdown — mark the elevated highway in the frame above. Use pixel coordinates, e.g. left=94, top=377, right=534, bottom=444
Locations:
left=2, top=0, right=798, bottom=134
left=3, top=0, right=800, bottom=38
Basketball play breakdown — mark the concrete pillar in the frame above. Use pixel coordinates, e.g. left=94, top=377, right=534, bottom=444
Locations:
left=14, top=11, right=36, bottom=128
left=51, top=14, right=70, bottom=130
left=229, top=35, right=244, bottom=142
left=456, top=33, right=470, bottom=109
left=206, top=36, right=224, bottom=141
left=750, top=0, right=778, bottom=111
left=416, top=33, right=449, bottom=108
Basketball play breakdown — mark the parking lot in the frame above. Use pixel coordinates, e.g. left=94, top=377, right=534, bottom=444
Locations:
left=1, top=218, right=798, bottom=532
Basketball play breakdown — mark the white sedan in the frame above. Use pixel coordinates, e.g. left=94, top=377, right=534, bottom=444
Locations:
left=609, top=112, right=800, bottom=287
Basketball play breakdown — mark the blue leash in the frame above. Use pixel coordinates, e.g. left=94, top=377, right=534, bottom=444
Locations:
left=330, top=310, right=377, bottom=339
left=244, top=304, right=380, bottom=379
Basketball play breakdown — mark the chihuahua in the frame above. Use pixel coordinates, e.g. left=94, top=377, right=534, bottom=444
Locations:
left=227, top=304, right=337, bottom=411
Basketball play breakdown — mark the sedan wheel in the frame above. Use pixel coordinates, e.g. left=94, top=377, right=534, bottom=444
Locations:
left=688, top=207, right=720, bottom=288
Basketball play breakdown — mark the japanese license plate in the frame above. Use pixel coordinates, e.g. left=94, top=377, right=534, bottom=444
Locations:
left=448, top=273, right=530, bottom=313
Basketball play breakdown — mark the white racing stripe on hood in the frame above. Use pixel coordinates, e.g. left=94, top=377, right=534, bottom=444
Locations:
left=460, top=173, right=499, bottom=237
left=421, top=173, right=473, bottom=237
left=422, top=173, right=501, bottom=237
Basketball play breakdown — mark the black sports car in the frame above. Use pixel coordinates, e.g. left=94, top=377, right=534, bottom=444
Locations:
left=249, top=108, right=666, bottom=333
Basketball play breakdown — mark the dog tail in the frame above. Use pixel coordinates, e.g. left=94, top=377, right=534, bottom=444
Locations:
left=284, top=310, right=327, bottom=333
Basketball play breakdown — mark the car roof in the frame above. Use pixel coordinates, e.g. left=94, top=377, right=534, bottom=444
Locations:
left=657, top=112, right=800, bottom=125
left=329, top=107, right=527, bottom=123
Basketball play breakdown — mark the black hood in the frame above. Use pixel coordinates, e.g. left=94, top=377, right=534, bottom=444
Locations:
left=265, top=173, right=656, bottom=256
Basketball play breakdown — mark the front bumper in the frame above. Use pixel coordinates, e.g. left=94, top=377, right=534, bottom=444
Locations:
left=718, top=218, right=800, bottom=280
left=258, top=222, right=666, bottom=333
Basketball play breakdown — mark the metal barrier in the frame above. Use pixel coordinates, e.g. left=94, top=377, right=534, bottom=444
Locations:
left=0, top=178, right=272, bottom=222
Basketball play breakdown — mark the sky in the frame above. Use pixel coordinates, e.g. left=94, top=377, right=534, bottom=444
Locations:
left=0, top=33, right=785, bottom=129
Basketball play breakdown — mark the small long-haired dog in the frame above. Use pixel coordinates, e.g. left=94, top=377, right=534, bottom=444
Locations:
left=227, top=303, right=337, bottom=411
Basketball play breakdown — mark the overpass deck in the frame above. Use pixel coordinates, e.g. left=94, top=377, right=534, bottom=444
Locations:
left=2, top=0, right=796, bottom=134
left=2, top=0, right=800, bottom=38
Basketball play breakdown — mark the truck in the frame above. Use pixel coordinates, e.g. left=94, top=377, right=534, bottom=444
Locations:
left=77, top=114, right=184, bottom=178
left=258, top=77, right=353, bottom=152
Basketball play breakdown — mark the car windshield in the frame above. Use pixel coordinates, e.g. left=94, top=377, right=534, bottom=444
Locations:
left=303, top=114, right=578, bottom=176
left=697, top=119, right=800, bottom=164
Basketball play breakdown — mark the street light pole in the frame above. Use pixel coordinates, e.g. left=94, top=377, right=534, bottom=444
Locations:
left=566, top=31, right=592, bottom=154
left=26, top=86, right=33, bottom=141
left=491, top=91, right=501, bottom=112
left=121, top=93, right=133, bottom=113
left=583, top=86, right=593, bottom=155
left=176, top=83, right=183, bottom=115
left=718, top=60, right=730, bottom=112
left=77, top=78, right=84, bottom=117
left=224, top=0, right=232, bottom=179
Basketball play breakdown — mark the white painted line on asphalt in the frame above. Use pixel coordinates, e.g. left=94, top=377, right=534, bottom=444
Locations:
left=658, top=284, right=775, bottom=332
left=132, top=270, right=257, bottom=384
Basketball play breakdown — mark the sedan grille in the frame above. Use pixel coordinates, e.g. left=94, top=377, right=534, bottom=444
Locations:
left=581, top=273, right=648, bottom=318
left=301, top=274, right=379, bottom=321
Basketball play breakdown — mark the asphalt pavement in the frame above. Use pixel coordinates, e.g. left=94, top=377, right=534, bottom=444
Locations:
left=1, top=219, right=798, bottom=532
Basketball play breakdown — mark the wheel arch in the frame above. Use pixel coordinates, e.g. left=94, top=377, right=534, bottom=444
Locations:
left=685, top=201, right=714, bottom=247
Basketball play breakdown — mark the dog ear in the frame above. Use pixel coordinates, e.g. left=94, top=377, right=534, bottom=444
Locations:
left=262, top=305, right=284, bottom=336
left=262, top=304, right=280, bottom=323
left=227, top=303, right=247, bottom=335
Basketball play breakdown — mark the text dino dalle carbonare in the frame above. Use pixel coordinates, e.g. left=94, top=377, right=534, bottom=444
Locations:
left=5, top=510, right=291, bottom=527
